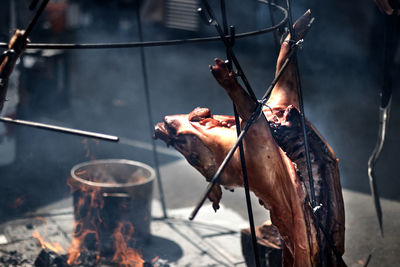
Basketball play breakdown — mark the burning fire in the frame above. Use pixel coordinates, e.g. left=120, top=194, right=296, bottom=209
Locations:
left=112, top=222, right=144, bottom=267
left=67, top=176, right=145, bottom=266
left=33, top=229, right=66, bottom=254
left=67, top=178, right=103, bottom=265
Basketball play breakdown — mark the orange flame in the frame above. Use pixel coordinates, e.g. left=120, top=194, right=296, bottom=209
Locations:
left=33, top=229, right=66, bottom=254
left=67, top=227, right=99, bottom=265
left=112, top=222, right=144, bottom=267
left=67, top=184, right=103, bottom=265
left=67, top=168, right=145, bottom=266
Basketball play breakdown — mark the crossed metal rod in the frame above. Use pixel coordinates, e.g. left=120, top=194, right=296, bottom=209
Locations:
left=219, top=0, right=261, bottom=265
left=189, top=1, right=347, bottom=266
left=189, top=39, right=303, bottom=221
left=285, top=0, right=325, bottom=265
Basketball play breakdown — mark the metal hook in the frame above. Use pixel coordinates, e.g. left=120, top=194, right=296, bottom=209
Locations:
left=261, top=101, right=273, bottom=114
left=225, top=26, right=236, bottom=70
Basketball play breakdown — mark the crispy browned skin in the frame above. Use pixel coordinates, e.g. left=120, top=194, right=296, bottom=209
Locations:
left=265, top=27, right=345, bottom=266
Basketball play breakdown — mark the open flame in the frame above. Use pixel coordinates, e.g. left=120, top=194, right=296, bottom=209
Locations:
left=67, top=178, right=103, bottom=265
left=33, top=229, right=66, bottom=254
left=112, top=222, right=144, bottom=267
left=66, top=176, right=145, bottom=266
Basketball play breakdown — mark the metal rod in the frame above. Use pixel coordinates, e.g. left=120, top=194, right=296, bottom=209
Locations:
left=315, top=214, right=348, bottom=266
left=199, top=0, right=257, bottom=101
left=189, top=25, right=302, bottom=219
left=22, top=0, right=50, bottom=40
left=0, top=117, right=119, bottom=142
left=0, top=1, right=288, bottom=50
left=189, top=103, right=263, bottom=220
left=234, top=107, right=261, bottom=267
left=29, top=0, right=40, bottom=10
left=220, top=1, right=260, bottom=265
left=262, top=46, right=297, bottom=101
left=220, top=0, right=229, bottom=34
left=135, top=0, right=167, bottom=219
left=285, top=1, right=325, bottom=266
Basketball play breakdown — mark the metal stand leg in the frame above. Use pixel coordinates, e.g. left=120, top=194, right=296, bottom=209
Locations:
left=135, top=0, right=168, bottom=219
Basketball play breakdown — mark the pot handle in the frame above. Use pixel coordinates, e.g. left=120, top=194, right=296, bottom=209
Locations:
left=102, top=192, right=131, bottom=199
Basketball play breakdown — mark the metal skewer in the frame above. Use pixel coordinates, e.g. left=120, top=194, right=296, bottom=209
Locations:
left=189, top=102, right=263, bottom=220
left=22, top=0, right=50, bottom=40
left=198, top=0, right=257, bottom=101
left=189, top=27, right=307, bottom=220
left=368, top=0, right=399, bottom=237
left=0, top=117, right=119, bottom=142
left=135, top=0, right=168, bottom=219
left=285, top=1, right=326, bottom=266
left=219, top=1, right=260, bottom=265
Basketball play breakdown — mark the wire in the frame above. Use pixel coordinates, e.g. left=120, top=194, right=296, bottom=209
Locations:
left=285, top=0, right=325, bottom=266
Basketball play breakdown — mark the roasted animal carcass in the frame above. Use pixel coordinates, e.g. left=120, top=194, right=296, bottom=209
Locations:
left=154, top=13, right=345, bottom=267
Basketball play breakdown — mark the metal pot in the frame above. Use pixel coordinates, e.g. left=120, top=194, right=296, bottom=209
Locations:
left=70, top=159, right=155, bottom=255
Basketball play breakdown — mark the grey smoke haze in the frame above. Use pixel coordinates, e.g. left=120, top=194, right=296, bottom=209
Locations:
left=0, top=0, right=399, bottom=220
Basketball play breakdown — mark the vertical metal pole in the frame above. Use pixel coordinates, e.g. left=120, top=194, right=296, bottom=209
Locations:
left=220, top=1, right=260, bottom=266
left=135, top=0, right=168, bottom=218
left=285, top=0, right=325, bottom=266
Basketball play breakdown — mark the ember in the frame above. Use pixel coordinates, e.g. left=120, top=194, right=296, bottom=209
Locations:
left=0, top=250, right=29, bottom=266
left=34, top=249, right=166, bottom=267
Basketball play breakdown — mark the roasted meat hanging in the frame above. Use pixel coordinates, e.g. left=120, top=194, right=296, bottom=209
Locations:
left=154, top=17, right=345, bottom=267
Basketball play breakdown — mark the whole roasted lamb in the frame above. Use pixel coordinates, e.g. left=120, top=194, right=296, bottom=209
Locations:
left=154, top=13, right=345, bottom=267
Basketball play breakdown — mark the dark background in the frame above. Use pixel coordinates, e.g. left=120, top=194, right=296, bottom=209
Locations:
left=0, top=0, right=398, bottom=224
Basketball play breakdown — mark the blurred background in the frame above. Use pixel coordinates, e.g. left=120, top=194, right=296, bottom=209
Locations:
left=0, top=0, right=399, bottom=265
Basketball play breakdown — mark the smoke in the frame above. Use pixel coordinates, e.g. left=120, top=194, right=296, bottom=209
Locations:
left=0, top=0, right=399, bottom=223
